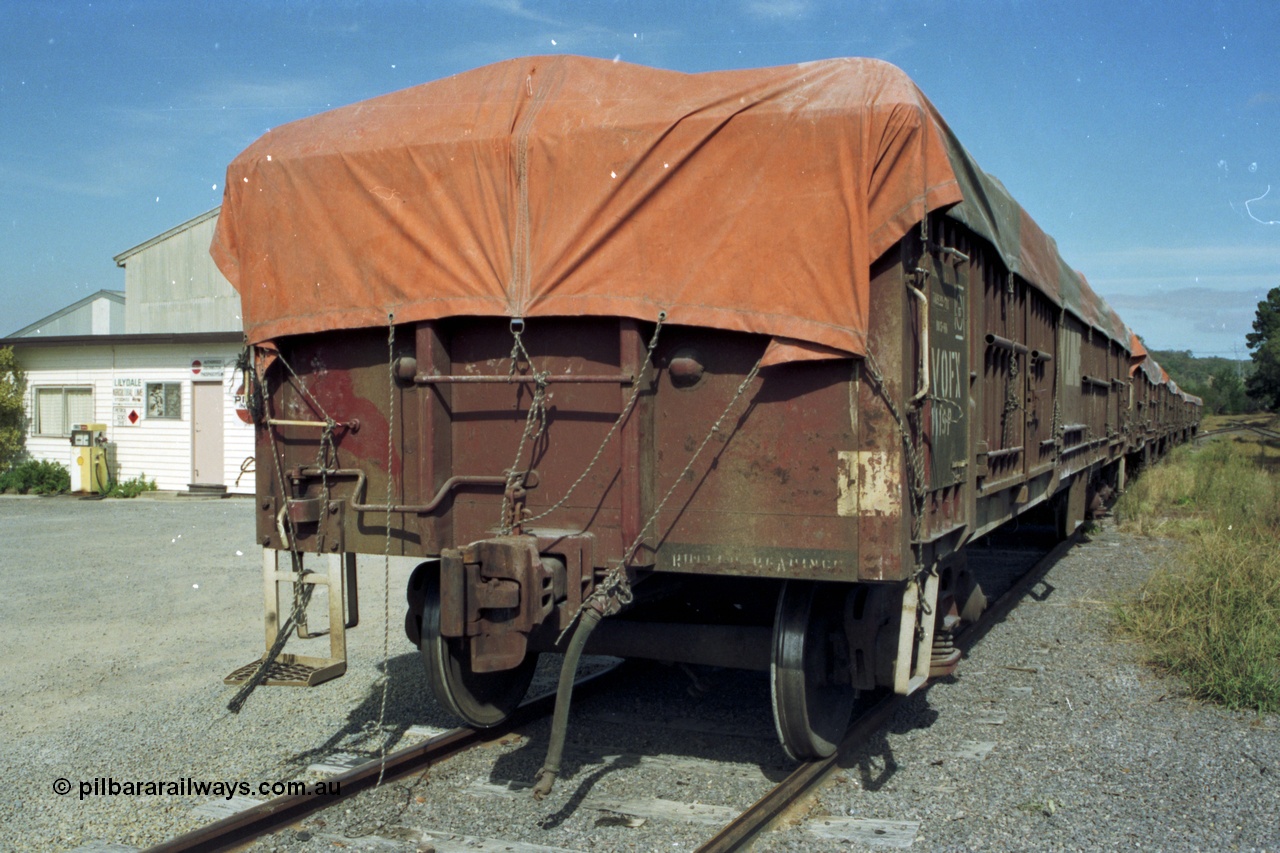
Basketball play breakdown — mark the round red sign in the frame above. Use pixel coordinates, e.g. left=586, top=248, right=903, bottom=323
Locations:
left=234, top=384, right=252, bottom=424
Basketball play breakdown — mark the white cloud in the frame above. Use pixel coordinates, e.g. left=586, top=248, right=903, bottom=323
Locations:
left=472, top=0, right=566, bottom=27
left=172, top=77, right=334, bottom=114
left=0, top=161, right=123, bottom=199
left=1075, top=244, right=1280, bottom=269
left=742, top=0, right=814, bottom=20
left=0, top=75, right=337, bottom=205
left=1100, top=286, right=1267, bottom=354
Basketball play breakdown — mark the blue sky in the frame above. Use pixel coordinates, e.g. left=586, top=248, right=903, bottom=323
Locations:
left=3, top=1, right=1278, bottom=357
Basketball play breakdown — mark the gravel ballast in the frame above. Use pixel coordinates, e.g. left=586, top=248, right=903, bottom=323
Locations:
left=2, top=496, right=1276, bottom=852
left=796, top=523, right=1280, bottom=852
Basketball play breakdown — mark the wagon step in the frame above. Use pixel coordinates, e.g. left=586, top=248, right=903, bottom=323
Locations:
left=222, top=549, right=358, bottom=688
left=224, top=653, right=346, bottom=687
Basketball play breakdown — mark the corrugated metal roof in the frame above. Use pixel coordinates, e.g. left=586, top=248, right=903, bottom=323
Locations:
left=114, top=207, right=221, bottom=267
left=8, top=289, right=125, bottom=337
left=0, top=331, right=242, bottom=349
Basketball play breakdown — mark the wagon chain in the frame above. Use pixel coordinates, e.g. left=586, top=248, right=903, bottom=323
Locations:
left=226, top=348, right=318, bottom=714
left=518, top=313, right=667, bottom=529
left=224, top=576, right=315, bottom=714
left=862, top=350, right=926, bottom=548
left=498, top=321, right=552, bottom=533
left=271, top=346, right=345, bottom=530
left=560, top=350, right=765, bottom=642
left=316, top=421, right=338, bottom=520
left=1002, top=353, right=1021, bottom=449
left=279, top=346, right=343, bottom=638
left=234, top=345, right=266, bottom=425
left=861, top=348, right=934, bottom=621
left=371, top=314, right=397, bottom=787
left=1052, top=397, right=1063, bottom=461
left=273, top=348, right=343, bottom=441
left=497, top=313, right=667, bottom=534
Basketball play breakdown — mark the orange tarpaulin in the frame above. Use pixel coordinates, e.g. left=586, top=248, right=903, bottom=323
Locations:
left=1129, top=332, right=1148, bottom=361
left=211, top=56, right=963, bottom=361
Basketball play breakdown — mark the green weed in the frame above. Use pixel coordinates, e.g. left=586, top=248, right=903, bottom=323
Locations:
left=1114, top=433, right=1280, bottom=713
left=105, top=472, right=158, bottom=499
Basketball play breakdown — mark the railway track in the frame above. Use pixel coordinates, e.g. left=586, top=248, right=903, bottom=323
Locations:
left=143, top=531, right=1068, bottom=853
left=142, top=666, right=625, bottom=853
left=1194, top=419, right=1280, bottom=442
left=698, top=529, right=1072, bottom=852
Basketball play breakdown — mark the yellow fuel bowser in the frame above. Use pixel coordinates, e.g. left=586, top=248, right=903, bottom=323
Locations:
left=70, top=423, right=110, bottom=494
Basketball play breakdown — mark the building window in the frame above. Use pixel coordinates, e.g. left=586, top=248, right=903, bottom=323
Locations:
left=146, top=383, right=182, bottom=420
left=35, top=387, right=94, bottom=436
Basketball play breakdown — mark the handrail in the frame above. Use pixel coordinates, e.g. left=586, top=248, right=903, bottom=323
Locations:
left=414, top=373, right=633, bottom=385
left=907, top=279, right=930, bottom=404
left=985, top=333, right=1028, bottom=355
left=293, top=466, right=508, bottom=514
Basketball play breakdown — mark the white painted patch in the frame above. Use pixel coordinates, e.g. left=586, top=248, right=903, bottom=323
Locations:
left=400, top=829, right=584, bottom=852
left=837, top=450, right=857, bottom=516
left=469, top=779, right=532, bottom=797
left=191, top=795, right=263, bottom=820
left=405, top=723, right=452, bottom=740
left=585, top=751, right=775, bottom=781
left=468, top=781, right=741, bottom=826
left=856, top=450, right=901, bottom=516
left=804, top=817, right=920, bottom=847
left=973, top=709, right=1008, bottom=725
left=306, top=751, right=367, bottom=776
left=587, top=796, right=740, bottom=826
left=316, top=827, right=583, bottom=852
left=950, top=740, right=996, bottom=761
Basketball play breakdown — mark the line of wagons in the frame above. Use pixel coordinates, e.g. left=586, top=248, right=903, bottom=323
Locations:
left=213, top=56, right=1201, bottom=783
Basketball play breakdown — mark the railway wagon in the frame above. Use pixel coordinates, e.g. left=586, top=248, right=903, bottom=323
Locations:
left=1122, top=339, right=1199, bottom=484
left=213, top=56, right=1197, bottom=784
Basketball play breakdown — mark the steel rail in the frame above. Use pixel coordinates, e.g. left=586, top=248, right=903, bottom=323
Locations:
left=696, top=693, right=903, bottom=853
left=1195, top=423, right=1280, bottom=442
left=696, top=530, right=1078, bottom=852
left=145, top=666, right=621, bottom=853
left=150, top=529, right=1078, bottom=853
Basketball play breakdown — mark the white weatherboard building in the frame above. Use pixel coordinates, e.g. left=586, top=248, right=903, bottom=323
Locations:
left=3, top=208, right=255, bottom=494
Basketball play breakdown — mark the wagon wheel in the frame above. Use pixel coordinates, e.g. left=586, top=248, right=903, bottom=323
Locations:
left=420, top=568, right=538, bottom=728
left=771, top=580, right=856, bottom=761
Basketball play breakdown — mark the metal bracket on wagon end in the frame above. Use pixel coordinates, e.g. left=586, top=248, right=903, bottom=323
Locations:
left=892, top=568, right=942, bottom=696
left=441, top=533, right=592, bottom=674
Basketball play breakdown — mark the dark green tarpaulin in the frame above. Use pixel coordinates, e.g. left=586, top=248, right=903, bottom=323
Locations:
left=935, top=116, right=1129, bottom=347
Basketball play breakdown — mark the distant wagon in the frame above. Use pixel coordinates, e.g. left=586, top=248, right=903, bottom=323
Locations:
left=213, top=56, right=1199, bottom=791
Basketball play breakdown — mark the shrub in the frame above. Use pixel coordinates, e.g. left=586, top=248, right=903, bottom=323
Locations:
left=105, top=472, right=158, bottom=499
left=0, top=458, right=70, bottom=495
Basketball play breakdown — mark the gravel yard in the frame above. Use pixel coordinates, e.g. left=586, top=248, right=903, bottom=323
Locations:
left=793, top=523, right=1280, bottom=852
left=0, top=495, right=434, bottom=852
left=2, top=496, right=1276, bottom=852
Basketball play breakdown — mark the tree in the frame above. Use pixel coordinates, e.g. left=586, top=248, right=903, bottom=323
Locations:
left=1206, top=366, right=1248, bottom=414
left=0, top=346, right=27, bottom=469
left=1245, top=287, right=1280, bottom=411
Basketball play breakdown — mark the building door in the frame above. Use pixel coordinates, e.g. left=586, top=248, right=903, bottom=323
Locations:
left=192, top=382, right=224, bottom=485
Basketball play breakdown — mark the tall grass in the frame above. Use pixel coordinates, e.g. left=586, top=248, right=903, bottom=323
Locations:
left=1113, top=431, right=1280, bottom=713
